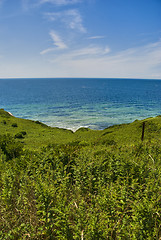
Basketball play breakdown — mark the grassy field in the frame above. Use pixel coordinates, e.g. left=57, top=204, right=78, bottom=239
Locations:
left=0, top=108, right=160, bottom=239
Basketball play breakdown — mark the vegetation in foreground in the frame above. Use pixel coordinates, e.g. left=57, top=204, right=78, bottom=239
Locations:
left=0, top=109, right=160, bottom=239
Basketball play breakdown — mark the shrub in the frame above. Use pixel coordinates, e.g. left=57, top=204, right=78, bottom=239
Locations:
left=35, top=120, right=47, bottom=127
left=0, top=134, right=23, bottom=160
left=14, top=131, right=27, bottom=139
left=14, top=133, right=24, bottom=139
left=12, top=123, right=18, bottom=127
left=20, top=131, right=27, bottom=135
left=35, top=120, right=41, bottom=124
left=2, top=120, right=6, bottom=124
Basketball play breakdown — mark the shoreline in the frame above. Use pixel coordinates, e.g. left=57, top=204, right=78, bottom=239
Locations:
left=3, top=109, right=159, bottom=133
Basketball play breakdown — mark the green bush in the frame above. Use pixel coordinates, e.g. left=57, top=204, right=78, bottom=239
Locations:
left=35, top=120, right=41, bottom=124
left=2, top=120, right=6, bottom=124
left=0, top=134, right=23, bottom=160
left=14, top=131, right=27, bottom=139
left=20, top=131, right=27, bottom=135
left=12, top=123, right=18, bottom=127
left=14, top=133, right=24, bottom=139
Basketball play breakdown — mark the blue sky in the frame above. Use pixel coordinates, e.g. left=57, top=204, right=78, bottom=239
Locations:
left=0, top=0, right=161, bottom=78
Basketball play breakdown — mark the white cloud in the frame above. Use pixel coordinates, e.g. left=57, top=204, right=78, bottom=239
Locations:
left=69, top=45, right=110, bottom=58
left=45, top=9, right=86, bottom=33
left=41, top=42, right=110, bottom=57
left=45, top=39, right=161, bottom=79
left=2, top=39, right=161, bottom=79
left=50, top=30, right=68, bottom=49
left=40, top=30, right=67, bottom=54
left=40, top=47, right=55, bottom=55
left=66, top=9, right=86, bottom=32
left=88, top=36, right=105, bottom=39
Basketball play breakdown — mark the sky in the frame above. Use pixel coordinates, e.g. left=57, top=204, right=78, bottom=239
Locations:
left=0, top=0, right=161, bottom=79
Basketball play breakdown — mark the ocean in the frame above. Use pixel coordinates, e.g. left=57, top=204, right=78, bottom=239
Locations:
left=0, top=78, right=161, bottom=131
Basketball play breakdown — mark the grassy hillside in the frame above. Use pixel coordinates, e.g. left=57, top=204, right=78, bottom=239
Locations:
left=0, top=109, right=76, bottom=149
left=0, top=108, right=160, bottom=239
left=1, top=108, right=161, bottom=149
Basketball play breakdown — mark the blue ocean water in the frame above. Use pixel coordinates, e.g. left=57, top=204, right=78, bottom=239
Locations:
left=0, top=78, right=161, bottom=131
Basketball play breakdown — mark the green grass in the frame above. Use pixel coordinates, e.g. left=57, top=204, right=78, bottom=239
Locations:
left=1, top=108, right=161, bottom=149
left=0, top=109, right=76, bottom=149
left=0, top=108, right=161, bottom=239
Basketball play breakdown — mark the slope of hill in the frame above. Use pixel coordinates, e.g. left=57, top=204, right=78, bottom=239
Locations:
left=0, top=109, right=160, bottom=239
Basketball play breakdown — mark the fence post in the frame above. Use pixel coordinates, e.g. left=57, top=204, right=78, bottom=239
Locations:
left=141, top=122, right=145, bottom=141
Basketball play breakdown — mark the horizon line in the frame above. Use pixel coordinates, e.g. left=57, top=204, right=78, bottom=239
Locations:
left=0, top=77, right=161, bottom=81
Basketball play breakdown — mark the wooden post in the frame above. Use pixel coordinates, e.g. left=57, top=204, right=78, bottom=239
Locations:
left=141, top=122, right=145, bottom=141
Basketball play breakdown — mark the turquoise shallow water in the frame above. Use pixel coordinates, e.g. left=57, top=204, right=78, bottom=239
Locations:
left=0, top=78, right=161, bottom=130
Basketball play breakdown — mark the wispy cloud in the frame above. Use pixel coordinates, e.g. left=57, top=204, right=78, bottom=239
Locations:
left=41, top=42, right=110, bottom=57
left=2, top=40, right=161, bottom=79
left=64, top=9, right=86, bottom=32
left=88, top=36, right=105, bottom=39
left=45, top=9, right=86, bottom=33
left=45, top=39, right=161, bottom=79
left=69, top=45, right=110, bottom=58
left=40, top=30, right=67, bottom=54
left=40, top=47, right=55, bottom=55
left=50, top=30, right=68, bottom=49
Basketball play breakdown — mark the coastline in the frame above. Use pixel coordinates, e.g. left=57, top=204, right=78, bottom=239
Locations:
left=1, top=78, right=161, bottom=131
